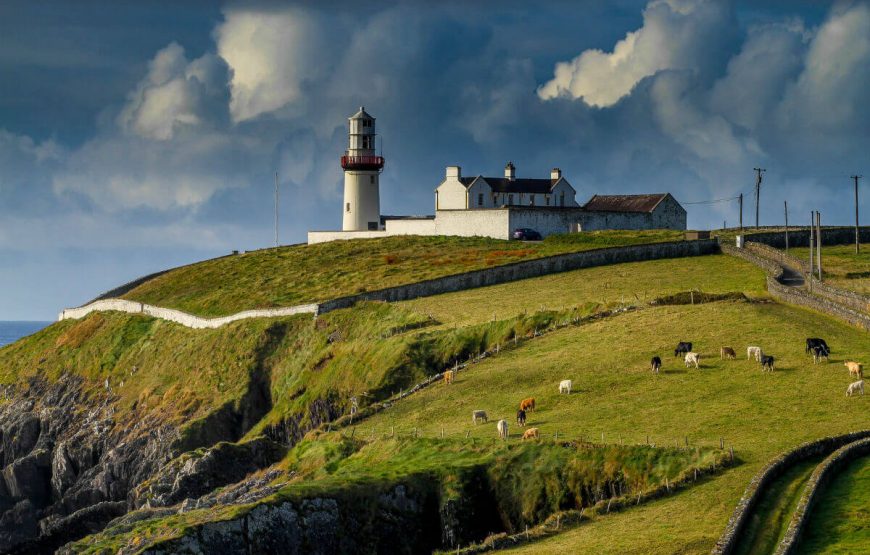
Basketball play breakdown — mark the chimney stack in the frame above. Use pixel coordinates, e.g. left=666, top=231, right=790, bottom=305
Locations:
left=446, top=166, right=461, bottom=179
left=551, top=167, right=562, bottom=180
left=505, top=162, right=515, bottom=180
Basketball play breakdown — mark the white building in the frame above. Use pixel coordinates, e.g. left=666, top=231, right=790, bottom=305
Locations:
left=308, top=108, right=686, bottom=244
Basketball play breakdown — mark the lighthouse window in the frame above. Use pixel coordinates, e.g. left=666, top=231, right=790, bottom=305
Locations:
left=370, top=175, right=375, bottom=184
left=346, top=202, right=350, bottom=213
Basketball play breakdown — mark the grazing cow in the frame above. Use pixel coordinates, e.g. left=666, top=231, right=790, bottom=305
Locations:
left=522, top=427, right=540, bottom=440
left=747, top=346, right=762, bottom=362
left=761, top=355, right=775, bottom=372
left=651, top=356, right=662, bottom=374
left=812, top=345, right=829, bottom=364
left=845, top=361, right=864, bottom=379
left=519, top=397, right=536, bottom=412
left=674, top=342, right=693, bottom=357
left=497, top=419, right=508, bottom=440
left=472, top=410, right=488, bottom=424
left=720, top=347, right=736, bottom=360
left=444, top=370, right=455, bottom=385
left=516, top=409, right=526, bottom=426
left=846, top=380, right=865, bottom=396
left=684, top=352, right=700, bottom=369
left=559, top=380, right=573, bottom=394
left=806, top=338, right=830, bottom=355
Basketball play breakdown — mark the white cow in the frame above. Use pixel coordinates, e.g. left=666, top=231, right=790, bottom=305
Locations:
left=684, top=352, right=700, bottom=369
left=846, top=380, right=865, bottom=397
left=497, top=419, right=508, bottom=439
left=472, top=410, right=488, bottom=424
left=747, top=346, right=762, bottom=362
left=559, top=380, right=572, bottom=394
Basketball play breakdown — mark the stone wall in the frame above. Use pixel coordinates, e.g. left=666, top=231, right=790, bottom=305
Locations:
left=319, top=239, right=719, bottom=312
left=740, top=227, right=870, bottom=249
left=433, top=209, right=511, bottom=239
left=307, top=230, right=389, bottom=244
left=384, top=218, right=437, bottom=235
left=777, top=436, right=870, bottom=554
left=711, top=430, right=870, bottom=555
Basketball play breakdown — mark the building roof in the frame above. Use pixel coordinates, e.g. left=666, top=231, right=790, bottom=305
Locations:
left=582, top=193, right=672, bottom=213
left=349, top=106, right=374, bottom=120
left=459, top=176, right=562, bottom=194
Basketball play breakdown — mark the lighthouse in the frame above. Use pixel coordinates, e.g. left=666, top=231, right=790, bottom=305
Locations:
left=341, top=107, right=384, bottom=231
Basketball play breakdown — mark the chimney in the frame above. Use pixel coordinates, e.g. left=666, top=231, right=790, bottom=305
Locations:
left=505, top=162, right=515, bottom=180
left=551, top=168, right=562, bottom=180
left=446, top=166, right=461, bottom=179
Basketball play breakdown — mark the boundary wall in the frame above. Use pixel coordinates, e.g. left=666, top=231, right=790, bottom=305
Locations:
left=711, top=430, right=870, bottom=555
left=737, top=226, right=870, bottom=249
left=60, top=239, right=718, bottom=328
left=776, top=437, right=870, bottom=554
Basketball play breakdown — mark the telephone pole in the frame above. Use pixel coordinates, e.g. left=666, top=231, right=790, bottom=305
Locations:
left=739, top=193, right=743, bottom=230
left=275, top=171, right=279, bottom=248
left=853, top=175, right=862, bottom=254
left=753, top=168, right=766, bottom=228
left=784, top=201, right=789, bottom=252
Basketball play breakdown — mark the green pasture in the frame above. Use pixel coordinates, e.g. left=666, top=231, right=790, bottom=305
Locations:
left=120, top=231, right=683, bottom=317
left=790, top=243, right=870, bottom=297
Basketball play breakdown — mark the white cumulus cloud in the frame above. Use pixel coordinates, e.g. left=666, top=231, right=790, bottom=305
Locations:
left=537, top=0, right=733, bottom=107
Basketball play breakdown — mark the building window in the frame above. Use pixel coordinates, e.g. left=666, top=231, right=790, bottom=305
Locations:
left=478, top=193, right=483, bottom=206
left=545, top=195, right=550, bottom=206
left=492, top=193, right=498, bottom=205
left=368, top=221, right=378, bottom=230
left=508, top=194, right=514, bottom=205
left=530, top=195, right=535, bottom=206
left=560, top=192, right=565, bottom=207
left=346, top=202, right=351, bottom=213
left=370, top=175, right=375, bottom=184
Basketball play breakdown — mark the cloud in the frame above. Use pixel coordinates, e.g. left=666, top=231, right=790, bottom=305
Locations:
left=216, top=7, right=332, bottom=123
left=537, top=0, right=736, bottom=107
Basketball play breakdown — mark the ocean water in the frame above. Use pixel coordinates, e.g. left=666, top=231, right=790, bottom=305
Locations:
left=0, top=321, right=51, bottom=348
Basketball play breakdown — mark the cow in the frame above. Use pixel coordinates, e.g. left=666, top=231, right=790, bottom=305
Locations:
left=684, top=352, right=700, bottom=369
left=522, top=427, right=539, bottom=440
left=845, top=361, right=863, bottom=380
left=472, top=410, right=488, bottom=424
left=651, top=356, right=662, bottom=374
left=559, top=380, right=572, bottom=394
left=497, top=419, right=508, bottom=440
left=747, top=346, right=762, bottom=362
left=761, top=355, right=775, bottom=372
left=720, top=347, right=736, bottom=360
left=674, top=342, right=692, bottom=357
left=812, top=345, right=829, bottom=364
left=516, top=409, right=526, bottom=426
left=806, top=338, right=830, bottom=355
left=444, top=370, right=455, bottom=385
left=519, top=397, right=536, bottom=412
left=846, top=380, right=865, bottom=396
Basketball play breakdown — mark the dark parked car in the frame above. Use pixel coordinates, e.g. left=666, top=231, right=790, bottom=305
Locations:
left=512, top=228, right=542, bottom=241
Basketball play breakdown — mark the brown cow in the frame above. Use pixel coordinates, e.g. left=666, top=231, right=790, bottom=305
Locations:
left=519, top=398, right=536, bottom=412
left=845, top=361, right=863, bottom=380
left=720, top=346, right=736, bottom=360
left=444, top=370, right=455, bottom=384
left=522, top=427, right=539, bottom=440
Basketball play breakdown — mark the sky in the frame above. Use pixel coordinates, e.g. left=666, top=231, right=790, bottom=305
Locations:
left=1, top=0, right=868, bottom=320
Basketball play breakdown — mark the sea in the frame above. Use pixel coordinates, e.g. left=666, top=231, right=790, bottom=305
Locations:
left=0, top=321, right=51, bottom=348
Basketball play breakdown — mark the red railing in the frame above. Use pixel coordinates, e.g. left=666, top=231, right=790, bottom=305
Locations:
left=341, top=155, right=385, bottom=170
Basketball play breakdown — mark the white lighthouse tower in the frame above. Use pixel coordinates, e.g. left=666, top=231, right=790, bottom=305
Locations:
left=341, top=107, right=384, bottom=231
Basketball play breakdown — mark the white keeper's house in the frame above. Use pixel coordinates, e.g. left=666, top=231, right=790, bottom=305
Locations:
left=308, top=108, right=686, bottom=244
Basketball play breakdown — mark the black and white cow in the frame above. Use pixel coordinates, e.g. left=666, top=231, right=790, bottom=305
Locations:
left=674, top=342, right=693, bottom=357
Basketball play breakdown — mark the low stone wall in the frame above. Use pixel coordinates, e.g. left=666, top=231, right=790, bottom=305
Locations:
left=719, top=245, right=782, bottom=277
left=319, top=239, right=719, bottom=313
left=711, top=430, right=870, bottom=555
left=739, top=227, right=870, bottom=249
left=776, top=436, right=870, bottom=554
left=307, top=230, right=389, bottom=244
left=766, top=278, right=870, bottom=331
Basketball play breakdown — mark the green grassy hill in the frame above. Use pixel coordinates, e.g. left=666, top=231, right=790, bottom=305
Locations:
left=119, top=231, right=683, bottom=317
left=3, top=235, right=868, bottom=553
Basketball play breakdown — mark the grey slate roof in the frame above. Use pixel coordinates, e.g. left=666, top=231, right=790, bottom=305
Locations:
left=459, top=176, right=561, bottom=194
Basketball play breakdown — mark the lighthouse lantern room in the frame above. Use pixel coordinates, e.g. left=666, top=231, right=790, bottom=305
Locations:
left=341, top=107, right=384, bottom=231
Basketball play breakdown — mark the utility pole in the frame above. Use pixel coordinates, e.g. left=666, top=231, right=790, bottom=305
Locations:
left=809, top=212, right=814, bottom=292
left=856, top=175, right=862, bottom=253
left=784, top=201, right=789, bottom=252
left=754, top=168, right=766, bottom=228
left=816, top=211, right=822, bottom=281
left=739, top=193, right=743, bottom=230
left=275, top=171, right=279, bottom=248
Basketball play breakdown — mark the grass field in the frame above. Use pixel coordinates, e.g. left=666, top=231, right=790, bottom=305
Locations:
left=361, top=300, right=870, bottom=553
left=399, top=253, right=766, bottom=327
left=120, top=231, right=684, bottom=317
left=798, top=455, right=870, bottom=553
left=790, top=243, right=870, bottom=297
